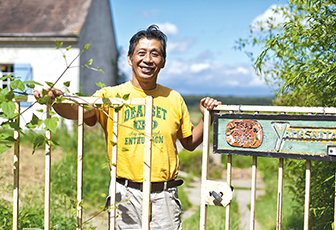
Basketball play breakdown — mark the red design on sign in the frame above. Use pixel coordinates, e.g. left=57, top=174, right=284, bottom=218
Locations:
left=226, top=120, right=263, bottom=148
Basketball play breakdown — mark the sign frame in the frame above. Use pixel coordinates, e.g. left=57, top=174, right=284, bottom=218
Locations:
left=213, top=113, right=336, bottom=162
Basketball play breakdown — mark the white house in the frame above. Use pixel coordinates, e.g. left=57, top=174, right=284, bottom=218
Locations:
left=0, top=0, right=118, bottom=128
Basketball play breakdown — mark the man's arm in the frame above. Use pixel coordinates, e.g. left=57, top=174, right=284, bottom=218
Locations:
left=33, top=88, right=97, bottom=126
left=179, top=97, right=221, bottom=151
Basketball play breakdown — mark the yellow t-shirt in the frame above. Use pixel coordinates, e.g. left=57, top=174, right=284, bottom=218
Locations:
left=93, top=81, right=193, bottom=182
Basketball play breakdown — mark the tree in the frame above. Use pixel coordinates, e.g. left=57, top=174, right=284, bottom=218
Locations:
left=236, top=0, right=336, bottom=107
left=236, top=0, right=336, bottom=228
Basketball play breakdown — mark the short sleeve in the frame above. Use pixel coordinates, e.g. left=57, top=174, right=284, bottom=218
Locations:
left=177, top=97, right=193, bottom=139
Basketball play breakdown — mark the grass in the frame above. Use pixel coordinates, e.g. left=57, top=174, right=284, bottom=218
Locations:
left=254, top=157, right=304, bottom=230
left=182, top=197, right=241, bottom=230
left=2, top=114, right=306, bottom=229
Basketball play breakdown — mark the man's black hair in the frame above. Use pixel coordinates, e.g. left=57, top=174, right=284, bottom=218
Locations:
left=128, top=24, right=167, bottom=61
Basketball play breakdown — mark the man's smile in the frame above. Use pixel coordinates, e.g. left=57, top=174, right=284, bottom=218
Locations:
left=140, top=66, right=154, bottom=73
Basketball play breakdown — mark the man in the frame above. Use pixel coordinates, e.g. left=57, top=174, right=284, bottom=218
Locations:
left=34, top=24, right=221, bottom=229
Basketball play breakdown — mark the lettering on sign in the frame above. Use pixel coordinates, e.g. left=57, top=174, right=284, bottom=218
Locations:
left=226, top=120, right=263, bottom=148
left=272, top=122, right=336, bottom=152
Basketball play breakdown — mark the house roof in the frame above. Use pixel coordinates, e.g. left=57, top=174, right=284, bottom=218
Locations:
left=0, top=0, right=92, bottom=37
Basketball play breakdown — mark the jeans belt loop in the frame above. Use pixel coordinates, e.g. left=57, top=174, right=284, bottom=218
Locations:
left=125, top=179, right=128, bottom=187
left=163, top=181, right=168, bottom=190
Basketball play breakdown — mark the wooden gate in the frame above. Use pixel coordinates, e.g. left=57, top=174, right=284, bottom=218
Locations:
left=11, top=95, right=153, bottom=230
left=200, top=105, right=336, bottom=230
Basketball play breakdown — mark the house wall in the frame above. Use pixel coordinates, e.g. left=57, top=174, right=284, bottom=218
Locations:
left=0, top=46, right=80, bottom=128
left=79, top=0, right=118, bottom=95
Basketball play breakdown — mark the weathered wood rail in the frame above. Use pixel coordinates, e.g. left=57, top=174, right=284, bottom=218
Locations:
left=11, top=95, right=153, bottom=230
left=200, top=105, right=336, bottom=230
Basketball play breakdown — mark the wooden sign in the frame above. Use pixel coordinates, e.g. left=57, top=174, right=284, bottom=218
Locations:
left=213, top=113, right=336, bottom=162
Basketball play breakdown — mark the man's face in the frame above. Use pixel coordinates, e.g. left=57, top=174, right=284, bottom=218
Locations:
left=128, top=38, right=165, bottom=86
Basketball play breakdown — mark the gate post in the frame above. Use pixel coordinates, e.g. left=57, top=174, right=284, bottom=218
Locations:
left=13, top=102, right=20, bottom=230
left=77, top=105, right=84, bottom=229
left=200, top=109, right=211, bottom=229
left=44, top=105, right=52, bottom=230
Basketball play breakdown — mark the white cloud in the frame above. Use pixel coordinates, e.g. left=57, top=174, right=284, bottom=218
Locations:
left=167, top=38, right=194, bottom=54
left=141, top=9, right=160, bottom=18
left=156, top=22, right=179, bottom=36
left=251, top=4, right=288, bottom=32
left=116, top=43, right=273, bottom=96
left=190, top=63, right=210, bottom=73
left=159, top=59, right=273, bottom=96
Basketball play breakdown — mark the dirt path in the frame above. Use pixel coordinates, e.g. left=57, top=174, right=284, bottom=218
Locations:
left=1, top=145, right=265, bottom=230
left=182, top=168, right=265, bottom=230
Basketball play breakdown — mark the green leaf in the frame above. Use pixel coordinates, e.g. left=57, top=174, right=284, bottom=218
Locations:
left=101, top=163, right=108, bottom=169
left=98, top=68, right=104, bottom=73
left=11, top=80, right=25, bottom=91
left=45, top=82, right=54, bottom=88
left=96, top=82, right=106, bottom=88
left=84, top=44, right=90, bottom=50
left=55, top=97, right=66, bottom=104
left=103, top=97, right=110, bottom=105
left=63, top=81, right=70, bottom=87
left=44, top=117, right=59, bottom=133
left=8, top=121, right=21, bottom=132
left=74, top=92, right=88, bottom=96
left=0, top=74, right=14, bottom=81
left=50, top=139, right=60, bottom=146
left=122, top=94, right=130, bottom=101
left=83, top=105, right=91, bottom=112
left=110, top=141, right=117, bottom=146
left=66, top=45, right=72, bottom=51
left=78, top=200, right=84, bottom=207
left=37, top=96, right=52, bottom=105
left=25, top=113, right=43, bottom=129
left=33, top=135, right=46, bottom=154
left=0, top=87, right=15, bottom=102
left=42, top=89, right=49, bottom=96
left=116, top=93, right=121, bottom=98
left=0, top=133, right=16, bottom=144
left=114, top=105, right=123, bottom=112
left=121, top=147, right=129, bottom=152
left=1, top=101, right=16, bottom=118
left=88, top=59, right=93, bottom=65
left=26, top=84, right=35, bottom=89
left=0, top=144, right=11, bottom=154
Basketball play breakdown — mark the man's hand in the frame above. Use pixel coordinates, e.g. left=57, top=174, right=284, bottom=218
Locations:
left=200, top=97, right=222, bottom=121
left=179, top=97, right=221, bottom=151
left=33, top=88, right=64, bottom=101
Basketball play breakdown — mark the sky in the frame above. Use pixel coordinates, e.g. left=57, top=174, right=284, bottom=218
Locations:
left=109, top=0, right=288, bottom=97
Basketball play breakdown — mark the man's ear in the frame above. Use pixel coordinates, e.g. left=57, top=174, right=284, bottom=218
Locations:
left=127, top=54, right=133, bottom=66
left=161, top=59, right=166, bottom=69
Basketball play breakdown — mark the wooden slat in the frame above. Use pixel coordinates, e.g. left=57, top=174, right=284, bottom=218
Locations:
left=109, top=109, right=119, bottom=229
left=276, top=158, right=284, bottom=230
left=77, top=106, right=84, bottom=230
left=12, top=102, right=20, bottom=230
left=225, top=154, right=232, bottom=230
left=215, top=104, right=336, bottom=114
left=25, top=95, right=147, bottom=106
left=142, top=96, right=153, bottom=230
left=44, top=106, right=52, bottom=230
left=304, top=160, right=311, bottom=230
left=334, top=166, right=336, bottom=230
left=250, top=156, right=257, bottom=230
left=200, top=109, right=211, bottom=230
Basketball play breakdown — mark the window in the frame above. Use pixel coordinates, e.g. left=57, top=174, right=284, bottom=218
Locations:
left=0, top=64, right=14, bottom=89
left=0, top=63, right=33, bottom=107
